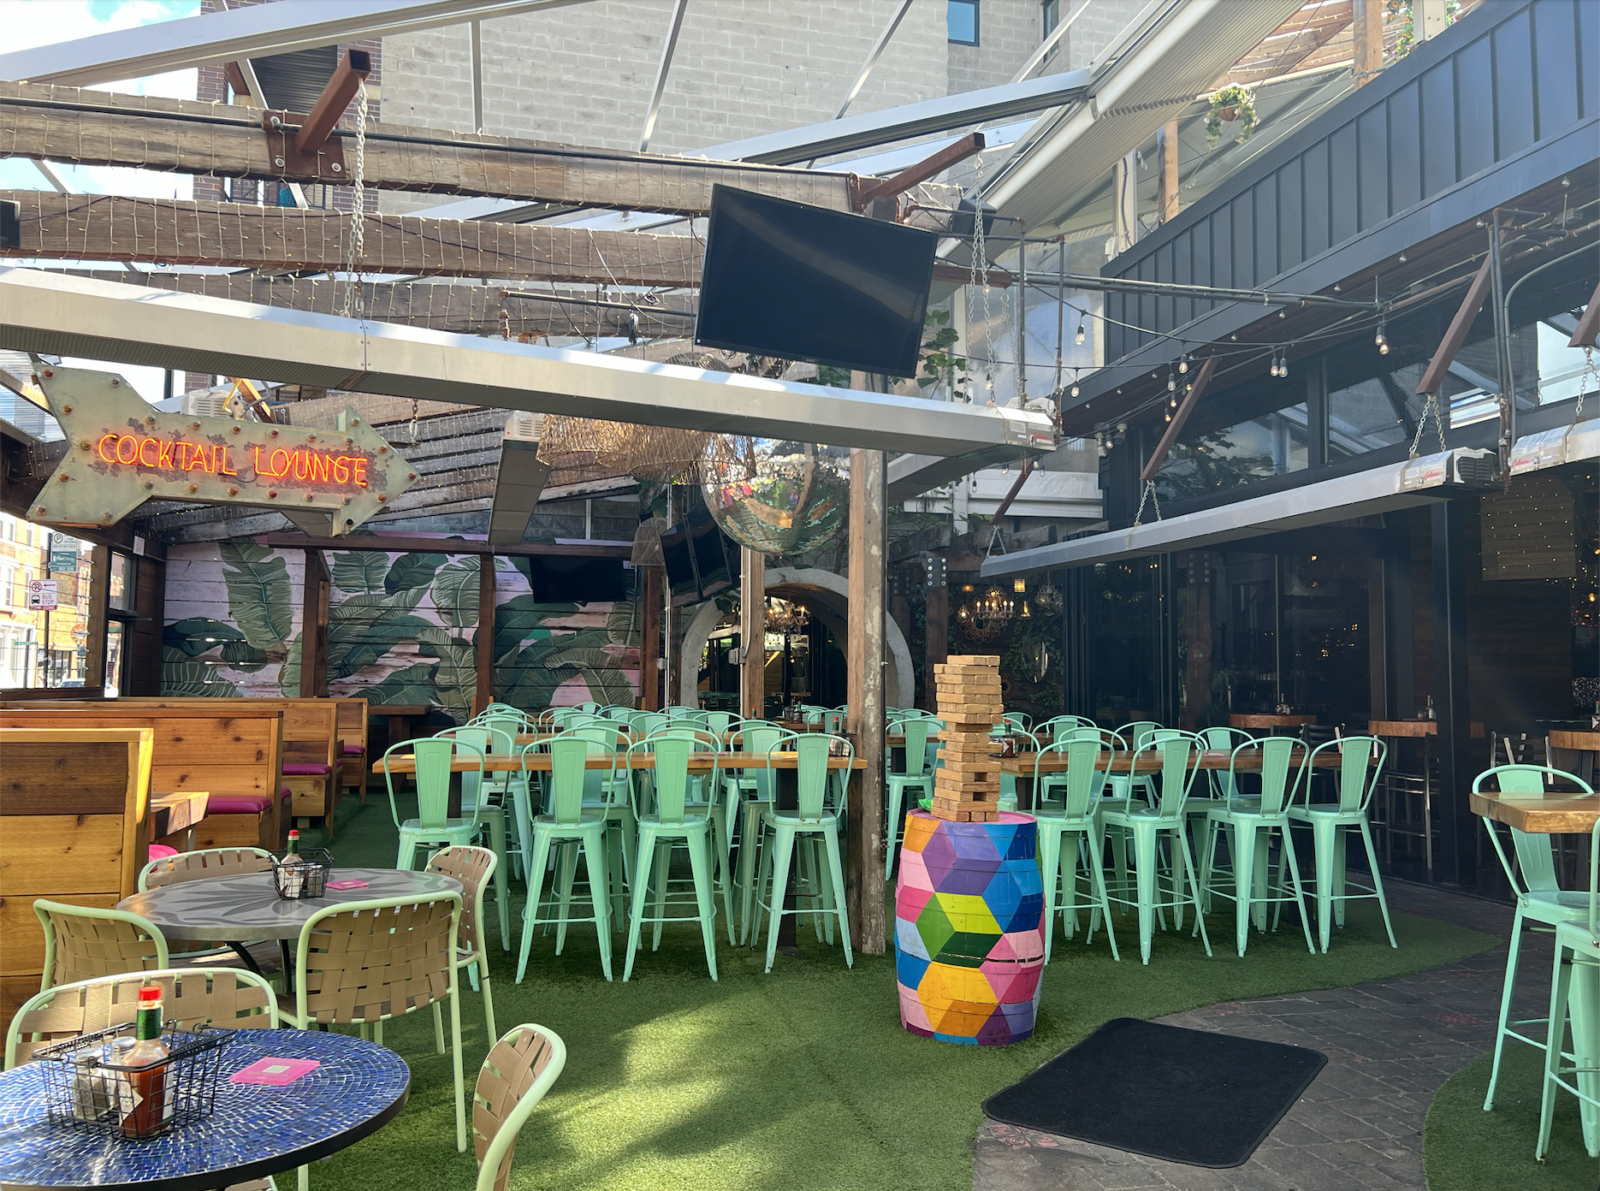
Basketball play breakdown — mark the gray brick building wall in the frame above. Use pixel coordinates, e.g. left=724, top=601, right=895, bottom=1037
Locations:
left=947, top=0, right=1040, bottom=94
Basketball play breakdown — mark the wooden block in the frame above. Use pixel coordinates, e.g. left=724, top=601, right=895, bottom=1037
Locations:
left=944, top=655, right=1000, bottom=666
left=935, top=777, right=1001, bottom=795
left=935, top=674, right=1002, bottom=688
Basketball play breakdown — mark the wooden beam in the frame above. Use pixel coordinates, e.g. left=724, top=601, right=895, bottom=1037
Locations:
left=0, top=191, right=702, bottom=287
left=473, top=554, right=495, bottom=715
left=1140, top=355, right=1217, bottom=482
left=1568, top=277, right=1600, bottom=347
left=1417, top=253, right=1494, bottom=395
left=0, top=80, right=908, bottom=219
left=1352, top=0, right=1385, bottom=87
left=299, top=548, right=329, bottom=698
left=640, top=565, right=661, bottom=711
left=856, top=131, right=985, bottom=208
left=847, top=446, right=888, bottom=954
left=256, top=533, right=631, bottom=558
left=1157, top=120, right=1180, bottom=224
left=740, top=547, right=766, bottom=720
left=294, top=49, right=370, bottom=156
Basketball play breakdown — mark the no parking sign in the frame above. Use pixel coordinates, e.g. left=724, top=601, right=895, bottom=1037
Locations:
left=27, top=579, right=58, bottom=611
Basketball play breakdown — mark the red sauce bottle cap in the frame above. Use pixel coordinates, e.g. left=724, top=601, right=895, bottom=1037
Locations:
left=137, top=985, right=161, bottom=1004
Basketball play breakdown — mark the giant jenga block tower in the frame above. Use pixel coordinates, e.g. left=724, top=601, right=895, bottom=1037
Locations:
left=931, top=654, right=1003, bottom=823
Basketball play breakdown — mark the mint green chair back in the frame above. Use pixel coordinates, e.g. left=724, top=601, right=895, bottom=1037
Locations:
left=635, top=711, right=666, bottom=733
left=543, top=735, right=592, bottom=826
left=822, top=710, right=845, bottom=735
left=383, top=737, right=481, bottom=832
left=542, top=707, right=581, bottom=729
left=665, top=706, right=696, bottom=721
left=605, top=706, right=633, bottom=721
left=704, top=711, right=734, bottom=735
left=635, top=736, right=718, bottom=827
left=576, top=702, right=602, bottom=713
left=1035, top=738, right=1108, bottom=819
left=801, top=706, right=825, bottom=726
left=1304, top=736, right=1386, bottom=814
left=1125, top=733, right=1201, bottom=819
left=733, top=724, right=784, bottom=800
left=571, top=724, right=628, bottom=804
left=893, top=718, right=931, bottom=779
left=1002, top=713, right=1032, bottom=733
left=1117, top=721, right=1162, bottom=750
left=1230, top=736, right=1306, bottom=816
left=1477, top=766, right=1593, bottom=895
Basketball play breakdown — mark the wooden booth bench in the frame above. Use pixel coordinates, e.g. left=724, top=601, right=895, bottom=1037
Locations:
left=0, top=705, right=287, bottom=853
left=0, top=727, right=154, bottom=1035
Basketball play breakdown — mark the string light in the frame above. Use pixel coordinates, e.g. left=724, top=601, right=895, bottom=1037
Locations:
left=1178, top=355, right=1189, bottom=375
left=1076, top=322, right=1086, bottom=345
left=1167, top=368, right=1177, bottom=393
left=1375, top=321, right=1389, bottom=354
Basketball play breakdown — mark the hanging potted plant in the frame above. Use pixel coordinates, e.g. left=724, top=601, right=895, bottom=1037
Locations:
left=1205, top=84, right=1257, bottom=148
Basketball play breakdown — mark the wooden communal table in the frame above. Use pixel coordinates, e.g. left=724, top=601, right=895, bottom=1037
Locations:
left=1471, top=784, right=1600, bottom=1151
left=1551, top=730, right=1600, bottom=752
left=1369, top=719, right=1436, bottom=737
left=999, top=748, right=1365, bottom=812
left=150, top=790, right=209, bottom=850
left=375, top=753, right=866, bottom=775
left=374, top=703, right=431, bottom=750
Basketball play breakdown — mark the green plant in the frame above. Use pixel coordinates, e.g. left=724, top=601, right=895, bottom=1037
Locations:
left=918, top=308, right=970, bottom=401
left=1386, top=0, right=1460, bottom=59
left=1205, top=84, right=1257, bottom=148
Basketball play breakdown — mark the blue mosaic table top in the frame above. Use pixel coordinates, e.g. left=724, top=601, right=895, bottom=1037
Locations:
left=0, top=1029, right=410, bottom=1191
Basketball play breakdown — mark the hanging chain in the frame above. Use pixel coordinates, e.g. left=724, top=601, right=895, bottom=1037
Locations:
left=1575, top=345, right=1594, bottom=425
left=969, top=155, right=998, bottom=406
left=1133, top=479, right=1161, bottom=526
left=339, top=79, right=370, bottom=321
left=1409, top=390, right=1448, bottom=459
left=409, top=398, right=420, bottom=445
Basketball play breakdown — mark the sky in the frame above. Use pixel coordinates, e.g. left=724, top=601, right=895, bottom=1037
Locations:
left=2, top=0, right=203, bottom=400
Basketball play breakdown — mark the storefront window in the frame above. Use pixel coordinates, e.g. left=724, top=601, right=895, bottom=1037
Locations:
left=1328, top=362, right=1429, bottom=458
left=1090, top=557, right=1165, bottom=723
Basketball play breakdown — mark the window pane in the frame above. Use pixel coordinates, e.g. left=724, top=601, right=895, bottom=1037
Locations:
left=109, top=552, right=135, bottom=612
left=105, top=620, right=127, bottom=699
left=0, top=516, right=96, bottom=688
left=1328, top=361, right=1428, bottom=459
left=1158, top=404, right=1310, bottom=501
left=948, top=0, right=978, bottom=45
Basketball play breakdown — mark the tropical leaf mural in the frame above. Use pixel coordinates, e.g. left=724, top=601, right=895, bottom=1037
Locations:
left=165, top=540, right=639, bottom=715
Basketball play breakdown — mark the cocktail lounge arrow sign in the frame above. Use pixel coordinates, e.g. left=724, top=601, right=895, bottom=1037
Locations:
left=29, top=365, right=416, bottom=536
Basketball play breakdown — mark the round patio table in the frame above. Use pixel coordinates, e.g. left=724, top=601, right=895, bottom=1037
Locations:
left=118, top=867, right=461, bottom=943
left=0, top=1029, right=408, bottom=1191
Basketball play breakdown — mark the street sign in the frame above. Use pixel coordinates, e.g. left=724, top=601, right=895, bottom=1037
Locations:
left=48, top=533, right=79, bottom=574
left=27, top=579, right=58, bottom=610
left=28, top=365, right=417, bottom=536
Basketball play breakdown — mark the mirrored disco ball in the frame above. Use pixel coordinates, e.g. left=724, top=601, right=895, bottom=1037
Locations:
left=702, top=438, right=850, bottom=556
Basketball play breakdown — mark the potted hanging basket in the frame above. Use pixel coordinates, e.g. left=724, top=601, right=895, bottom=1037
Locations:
left=1205, top=85, right=1257, bottom=148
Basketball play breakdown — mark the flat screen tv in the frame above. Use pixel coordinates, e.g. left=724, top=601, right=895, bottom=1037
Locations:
left=695, top=185, right=937, bottom=378
left=525, top=555, right=627, bottom=604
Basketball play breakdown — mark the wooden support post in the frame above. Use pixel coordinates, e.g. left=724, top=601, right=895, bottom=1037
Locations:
left=923, top=552, right=948, bottom=712
left=298, top=548, right=330, bottom=698
left=856, top=131, right=985, bottom=208
left=1568, top=278, right=1600, bottom=347
left=1157, top=119, right=1180, bottom=224
left=740, top=547, right=766, bottom=720
left=1416, top=254, right=1494, bottom=397
left=473, top=554, right=496, bottom=715
left=85, top=543, right=109, bottom=690
left=294, top=49, right=371, bottom=156
left=640, top=566, right=662, bottom=710
left=846, top=445, right=888, bottom=954
left=1353, top=0, right=1385, bottom=87
left=1112, top=150, right=1139, bottom=254
left=1141, top=355, right=1218, bottom=482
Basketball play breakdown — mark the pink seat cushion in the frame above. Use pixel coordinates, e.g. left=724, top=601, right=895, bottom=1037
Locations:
left=342, top=745, right=366, bottom=756
left=282, top=763, right=332, bottom=776
left=280, top=787, right=293, bottom=801
left=147, top=844, right=179, bottom=861
left=210, top=793, right=275, bottom=814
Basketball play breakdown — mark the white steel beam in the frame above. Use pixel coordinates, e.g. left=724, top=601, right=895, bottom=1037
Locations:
left=638, top=0, right=689, bottom=152
left=0, top=268, right=1056, bottom=462
left=833, top=0, right=917, bottom=121
left=0, top=0, right=593, bottom=88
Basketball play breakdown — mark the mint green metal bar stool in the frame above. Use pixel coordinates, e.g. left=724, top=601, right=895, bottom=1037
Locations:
left=385, top=737, right=487, bottom=872
left=1201, top=737, right=1316, bottom=957
left=752, top=733, right=853, bottom=973
left=1285, top=736, right=1394, bottom=953
left=437, top=726, right=514, bottom=950
left=1478, top=764, right=1596, bottom=1113
left=513, top=734, right=614, bottom=982
left=885, top=717, right=936, bottom=879
left=729, top=722, right=784, bottom=943
left=1033, top=737, right=1119, bottom=962
left=1099, top=732, right=1212, bottom=965
left=1538, top=817, right=1600, bottom=1161
left=622, top=734, right=723, bottom=980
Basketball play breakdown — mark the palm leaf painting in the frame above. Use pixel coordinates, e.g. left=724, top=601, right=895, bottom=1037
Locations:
left=331, top=551, right=388, bottom=595
left=219, top=542, right=294, bottom=653
left=431, top=559, right=480, bottom=631
left=163, top=616, right=247, bottom=658
left=278, top=633, right=301, bottom=696
left=364, top=662, right=443, bottom=707
left=385, top=552, right=447, bottom=594
left=161, top=654, right=241, bottom=697
left=417, top=626, right=476, bottom=721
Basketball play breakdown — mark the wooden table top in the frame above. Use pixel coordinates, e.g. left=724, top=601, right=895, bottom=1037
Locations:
left=1369, top=719, right=1437, bottom=737
left=1229, top=713, right=1316, bottom=729
left=1471, top=788, right=1600, bottom=834
left=373, top=704, right=430, bottom=716
left=376, top=752, right=865, bottom=775
left=1000, top=749, right=1367, bottom=776
left=1551, top=730, right=1600, bottom=751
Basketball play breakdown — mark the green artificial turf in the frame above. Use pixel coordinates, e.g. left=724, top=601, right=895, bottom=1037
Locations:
left=300, top=794, right=1498, bottom=1191
left=1425, top=1045, right=1600, bottom=1191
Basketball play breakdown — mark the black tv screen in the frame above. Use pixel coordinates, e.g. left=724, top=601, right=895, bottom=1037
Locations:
left=695, top=185, right=937, bottom=378
left=659, top=521, right=699, bottom=604
left=526, top=555, right=627, bottom=604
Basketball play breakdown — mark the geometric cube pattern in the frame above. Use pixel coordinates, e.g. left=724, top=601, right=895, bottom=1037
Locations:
left=895, top=809, right=1044, bottom=1046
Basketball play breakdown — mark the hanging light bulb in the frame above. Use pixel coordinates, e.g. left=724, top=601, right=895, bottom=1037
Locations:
left=1279, top=352, right=1289, bottom=378
left=1167, top=369, right=1176, bottom=393
left=1178, top=356, right=1189, bottom=375
left=1071, top=383, right=1080, bottom=398
left=1375, top=322, right=1389, bottom=354
left=1076, top=322, right=1086, bottom=345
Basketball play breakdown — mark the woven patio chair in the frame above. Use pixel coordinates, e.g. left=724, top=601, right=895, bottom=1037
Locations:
left=472, top=1024, right=568, bottom=1191
left=427, top=845, right=498, bottom=1041
left=138, top=846, right=275, bottom=890
left=34, top=900, right=170, bottom=993
left=279, top=893, right=468, bottom=1152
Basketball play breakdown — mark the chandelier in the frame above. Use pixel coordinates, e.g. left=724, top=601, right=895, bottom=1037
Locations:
left=765, top=597, right=810, bottom=634
left=955, top=585, right=1021, bottom=642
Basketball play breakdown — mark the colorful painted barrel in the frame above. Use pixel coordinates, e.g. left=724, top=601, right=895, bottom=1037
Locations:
left=894, top=810, right=1044, bottom=1046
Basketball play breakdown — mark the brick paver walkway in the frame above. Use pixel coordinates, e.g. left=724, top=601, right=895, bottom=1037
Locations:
left=973, top=881, right=1524, bottom=1191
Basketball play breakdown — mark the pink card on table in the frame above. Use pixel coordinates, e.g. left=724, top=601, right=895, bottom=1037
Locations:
left=325, top=879, right=369, bottom=890
left=230, top=1058, right=320, bottom=1085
